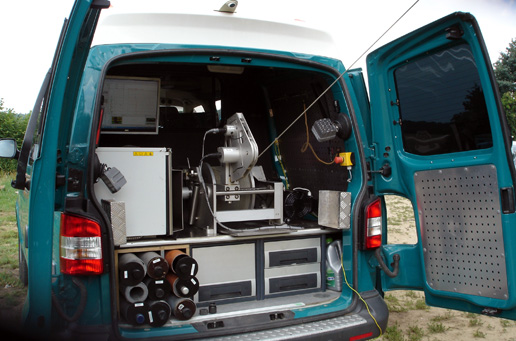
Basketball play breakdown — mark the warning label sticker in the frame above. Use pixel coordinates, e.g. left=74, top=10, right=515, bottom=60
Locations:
left=133, top=152, right=154, bottom=156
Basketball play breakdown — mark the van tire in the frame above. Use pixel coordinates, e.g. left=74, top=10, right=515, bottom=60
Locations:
left=18, top=243, right=28, bottom=286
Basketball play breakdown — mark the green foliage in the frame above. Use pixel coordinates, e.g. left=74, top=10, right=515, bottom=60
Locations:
left=383, top=323, right=405, bottom=341
left=0, top=172, right=25, bottom=313
left=427, top=321, right=448, bottom=334
left=406, top=325, right=424, bottom=341
left=0, top=99, right=29, bottom=173
left=385, top=293, right=409, bottom=313
left=468, top=316, right=483, bottom=327
left=494, top=38, right=516, bottom=94
left=502, top=92, right=516, bottom=137
left=500, top=319, right=512, bottom=328
left=430, top=311, right=454, bottom=322
left=494, top=39, right=516, bottom=137
left=473, top=329, right=486, bottom=338
left=413, top=299, right=428, bottom=310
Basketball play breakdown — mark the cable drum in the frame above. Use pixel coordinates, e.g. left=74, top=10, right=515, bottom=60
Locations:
left=120, top=282, right=149, bottom=303
left=118, top=253, right=147, bottom=286
left=143, top=277, right=172, bottom=301
left=167, top=296, right=197, bottom=321
left=166, top=273, right=200, bottom=298
left=147, top=300, right=172, bottom=327
left=165, top=250, right=199, bottom=278
left=120, top=300, right=149, bottom=326
left=139, top=251, right=169, bottom=279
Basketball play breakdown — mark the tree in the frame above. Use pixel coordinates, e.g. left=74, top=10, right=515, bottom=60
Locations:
left=494, top=38, right=516, bottom=137
left=494, top=39, right=516, bottom=94
left=502, top=91, right=516, bottom=137
left=0, top=98, right=29, bottom=173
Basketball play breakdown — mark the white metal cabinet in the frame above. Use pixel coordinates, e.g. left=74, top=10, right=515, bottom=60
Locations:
left=94, top=147, right=172, bottom=237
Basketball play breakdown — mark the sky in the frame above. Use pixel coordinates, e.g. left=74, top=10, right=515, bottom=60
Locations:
left=0, top=0, right=515, bottom=114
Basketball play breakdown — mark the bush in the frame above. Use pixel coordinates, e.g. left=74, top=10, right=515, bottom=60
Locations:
left=0, top=99, right=30, bottom=173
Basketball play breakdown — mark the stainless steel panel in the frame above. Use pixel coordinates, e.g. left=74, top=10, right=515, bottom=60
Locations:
left=318, top=191, right=351, bottom=229
left=102, top=199, right=127, bottom=246
left=415, top=165, right=508, bottom=299
left=201, top=313, right=366, bottom=340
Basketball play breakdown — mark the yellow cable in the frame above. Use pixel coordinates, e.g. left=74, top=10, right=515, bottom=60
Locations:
left=300, top=104, right=334, bottom=165
left=341, top=251, right=383, bottom=339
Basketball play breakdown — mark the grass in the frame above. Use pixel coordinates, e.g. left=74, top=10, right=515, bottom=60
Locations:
left=404, top=291, right=418, bottom=299
left=430, top=310, right=454, bottom=322
left=469, top=316, right=483, bottom=327
left=406, top=325, right=424, bottom=341
left=0, top=172, right=25, bottom=314
left=473, top=329, right=486, bottom=338
left=385, top=293, right=409, bottom=313
left=413, top=299, right=428, bottom=310
left=0, top=174, right=17, bottom=228
left=427, top=321, right=448, bottom=334
left=383, top=323, right=405, bottom=341
left=501, top=319, right=512, bottom=328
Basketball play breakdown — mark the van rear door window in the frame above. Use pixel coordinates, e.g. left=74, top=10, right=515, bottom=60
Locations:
left=394, top=43, right=492, bottom=155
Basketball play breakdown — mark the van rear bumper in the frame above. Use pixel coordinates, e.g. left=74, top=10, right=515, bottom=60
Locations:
left=42, top=290, right=388, bottom=340
left=196, top=290, right=388, bottom=341
left=116, top=290, right=388, bottom=341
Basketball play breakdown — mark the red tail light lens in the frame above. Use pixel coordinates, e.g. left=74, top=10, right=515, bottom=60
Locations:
left=365, top=198, right=382, bottom=249
left=60, top=213, right=103, bottom=275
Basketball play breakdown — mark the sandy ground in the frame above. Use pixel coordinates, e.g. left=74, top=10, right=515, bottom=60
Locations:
left=380, top=196, right=516, bottom=341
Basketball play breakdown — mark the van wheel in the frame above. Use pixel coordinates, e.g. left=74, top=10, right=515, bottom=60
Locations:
left=18, top=243, right=28, bottom=286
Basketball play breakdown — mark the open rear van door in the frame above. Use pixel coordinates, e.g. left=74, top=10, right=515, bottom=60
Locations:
left=366, top=12, right=516, bottom=319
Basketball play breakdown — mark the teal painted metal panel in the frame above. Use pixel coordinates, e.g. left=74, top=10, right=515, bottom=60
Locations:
left=23, top=0, right=104, bottom=334
left=366, top=12, right=516, bottom=315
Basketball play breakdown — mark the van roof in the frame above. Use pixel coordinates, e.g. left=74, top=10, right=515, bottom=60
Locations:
left=91, top=1, right=339, bottom=58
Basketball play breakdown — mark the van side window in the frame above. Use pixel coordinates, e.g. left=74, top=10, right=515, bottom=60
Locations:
left=394, top=43, right=492, bottom=155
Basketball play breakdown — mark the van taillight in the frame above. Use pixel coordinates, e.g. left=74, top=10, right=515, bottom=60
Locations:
left=364, top=198, right=382, bottom=249
left=60, top=213, right=103, bottom=275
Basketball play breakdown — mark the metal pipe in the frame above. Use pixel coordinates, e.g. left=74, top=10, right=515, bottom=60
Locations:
left=188, top=184, right=200, bottom=225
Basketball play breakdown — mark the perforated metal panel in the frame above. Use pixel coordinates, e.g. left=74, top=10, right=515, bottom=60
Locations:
left=414, top=165, right=508, bottom=299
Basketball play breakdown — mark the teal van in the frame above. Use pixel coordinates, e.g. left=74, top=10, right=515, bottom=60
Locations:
left=1, top=1, right=516, bottom=339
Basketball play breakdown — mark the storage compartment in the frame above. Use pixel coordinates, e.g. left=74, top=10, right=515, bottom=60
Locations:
left=93, top=56, right=352, bottom=332
left=115, top=245, right=199, bottom=327
left=264, top=238, right=321, bottom=267
left=192, top=243, right=256, bottom=304
left=264, top=238, right=322, bottom=296
left=266, top=266, right=320, bottom=294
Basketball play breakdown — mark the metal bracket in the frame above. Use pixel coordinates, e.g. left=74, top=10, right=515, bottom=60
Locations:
left=368, top=164, right=392, bottom=177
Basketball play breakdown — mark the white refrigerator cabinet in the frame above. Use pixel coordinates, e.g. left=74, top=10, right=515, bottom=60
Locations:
left=94, top=147, right=172, bottom=238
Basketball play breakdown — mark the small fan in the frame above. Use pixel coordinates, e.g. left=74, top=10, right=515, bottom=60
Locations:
left=284, top=188, right=313, bottom=219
